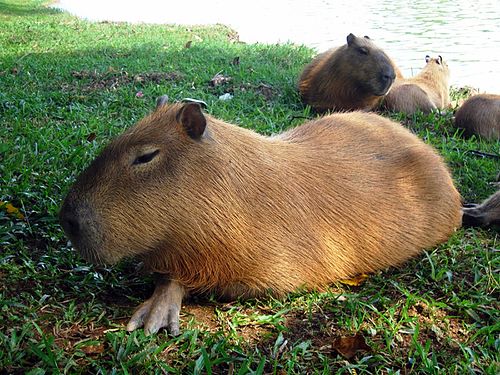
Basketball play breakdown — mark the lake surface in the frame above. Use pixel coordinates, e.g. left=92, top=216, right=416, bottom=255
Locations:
left=54, top=0, right=500, bottom=92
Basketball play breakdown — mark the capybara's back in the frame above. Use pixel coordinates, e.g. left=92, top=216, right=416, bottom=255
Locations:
left=454, top=94, right=500, bottom=140
left=383, top=55, right=450, bottom=115
left=462, top=190, right=500, bottom=227
left=298, top=33, right=398, bottom=112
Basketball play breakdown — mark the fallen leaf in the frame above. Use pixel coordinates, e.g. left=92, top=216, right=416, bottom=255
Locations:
left=257, top=83, right=274, bottom=101
left=0, top=201, right=24, bottom=220
left=185, top=40, right=192, bottom=48
left=332, top=333, right=371, bottom=359
left=209, top=72, right=232, bottom=87
left=81, top=343, right=105, bottom=355
left=232, top=56, right=240, bottom=65
left=338, top=273, right=369, bottom=286
left=86, top=133, right=97, bottom=142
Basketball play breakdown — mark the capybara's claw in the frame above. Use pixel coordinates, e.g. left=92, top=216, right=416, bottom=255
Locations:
left=126, top=278, right=185, bottom=336
left=144, top=303, right=181, bottom=336
left=126, top=299, right=152, bottom=332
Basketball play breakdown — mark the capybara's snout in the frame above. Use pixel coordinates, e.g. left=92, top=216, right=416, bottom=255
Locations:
left=378, top=65, right=396, bottom=95
left=59, top=197, right=102, bottom=262
left=59, top=200, right=81, bottom=239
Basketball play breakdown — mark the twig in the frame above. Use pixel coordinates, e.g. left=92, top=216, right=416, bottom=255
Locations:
left=465, top=150, right=500, bottom=159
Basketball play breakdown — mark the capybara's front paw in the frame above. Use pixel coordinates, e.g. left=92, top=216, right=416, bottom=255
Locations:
left=126, top=278, right=185, bottom=336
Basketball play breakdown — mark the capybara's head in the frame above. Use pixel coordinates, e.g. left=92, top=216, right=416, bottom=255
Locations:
left=424, top=55, right=450, bottom=78
left=341, top=33, right=396, bottom=96
left=59, top=98, right=207, bottom=264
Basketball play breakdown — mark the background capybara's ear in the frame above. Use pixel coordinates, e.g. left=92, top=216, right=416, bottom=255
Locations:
left=437, top=55, right=443, bottom=64
left=175, top=102, right=207, bottom=140
left=425, top=55, right=430, bottom=63
left=156, top=95, right=169, bottom=109
left=346, top=33, right=356, bottom=46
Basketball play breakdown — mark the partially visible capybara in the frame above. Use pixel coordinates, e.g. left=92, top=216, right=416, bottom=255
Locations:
left=454, top=94, right=500, bottom=140
left=60, top=97, right=462, bottom=335
left=298, top=33, right=400, bottom=112
left=383, top=55, right=450, bottom=115
left=462, top=190, right=500, bottom=227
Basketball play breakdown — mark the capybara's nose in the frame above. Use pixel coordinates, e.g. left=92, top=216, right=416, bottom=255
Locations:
left=63, top=215, right=80, bottom=237
left=381, top=70, right=395, bottom=85
left=60, top=205, right=81, bottom=238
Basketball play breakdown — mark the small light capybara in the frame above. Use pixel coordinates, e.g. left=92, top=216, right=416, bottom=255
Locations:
left=298, top=33, right=400, bottom=112
left=454, top=94, right=500, bottom=140
left=383, top=55, right=450, bottom=115
left=462, top=190, right=500, bottom=228
left=60, top=97, right=462, bottom=335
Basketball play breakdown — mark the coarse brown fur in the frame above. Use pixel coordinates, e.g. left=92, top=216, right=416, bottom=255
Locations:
left=462, top=190, right=500, bottom=227
left=454, top=94, right=500, bottom=140
left=298, top=33, right=400, bottom=112
left=383, top=55, right=450, bottom=115
left=61, top=101, right=462, bottom=304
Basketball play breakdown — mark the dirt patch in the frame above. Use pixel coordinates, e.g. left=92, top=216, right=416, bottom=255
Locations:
left=181, top=303, right=220, bottom=332
left=66, top=69, right=183, bottom=92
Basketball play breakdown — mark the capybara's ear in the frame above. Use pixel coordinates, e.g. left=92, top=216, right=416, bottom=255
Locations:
left=425, top=55, right=430, bottom=63
left=156, top=95, right=169, bottom=109
left=437, top=55, right=443, bottom=64
left=346, top=33, right=356, bottom=46
left=363, top=35, right=371, bottom=39
left=181, top=98, right=208, bottom=109
left=176, top=102, right=207, bottom=140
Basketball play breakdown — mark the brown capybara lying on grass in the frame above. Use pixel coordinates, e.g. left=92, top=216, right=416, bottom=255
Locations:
left=298, top=33, right=400, bottom=112
left=454, top=94, right=500, bottom=140
left=383, top=55, right=450, bottom=115
left=462, top=190, right=500, bottom=228
left=60, top=97, right=462, bottom=335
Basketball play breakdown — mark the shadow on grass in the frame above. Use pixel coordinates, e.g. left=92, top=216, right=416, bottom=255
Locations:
left=0, top=1, right=61, bottom=17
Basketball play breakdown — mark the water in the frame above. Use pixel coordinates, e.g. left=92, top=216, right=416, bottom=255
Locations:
left=53, top=0, right=500, bottom=92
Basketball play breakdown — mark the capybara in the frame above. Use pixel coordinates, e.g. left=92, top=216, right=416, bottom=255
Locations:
left=60, top=97, right=462, bottom=335
left=462, top=191, right=500, bottom=227
left=298, top=33, right=400, bottom=112
left=454, top=94, right=500, bottom=140
left=383, top=55, right=450, bottom=115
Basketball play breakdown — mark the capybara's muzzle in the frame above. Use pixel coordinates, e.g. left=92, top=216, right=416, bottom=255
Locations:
left=377, top=67, right=396, bottom=96
left=59, top=198, right=103, bottom=262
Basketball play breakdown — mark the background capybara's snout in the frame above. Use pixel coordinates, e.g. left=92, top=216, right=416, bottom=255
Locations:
left=379, top=65, right=396, bottom=94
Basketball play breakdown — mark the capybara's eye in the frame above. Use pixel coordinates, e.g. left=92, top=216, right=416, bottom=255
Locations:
left=132, top=150, right=160, bottom=165
left=357, top=47, right=369, bottom=55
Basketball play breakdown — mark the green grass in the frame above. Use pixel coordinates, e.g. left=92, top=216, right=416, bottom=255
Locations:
left=1, top=0, right=499, bottom=373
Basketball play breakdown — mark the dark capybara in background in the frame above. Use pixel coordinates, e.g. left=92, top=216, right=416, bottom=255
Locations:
left=60, top=98, right=462, bottom=335
left=383, top=55, right=450, bottom=115
left=298, top=33, right=400, bottom=112
left=454, top=94, right=500, bottom=140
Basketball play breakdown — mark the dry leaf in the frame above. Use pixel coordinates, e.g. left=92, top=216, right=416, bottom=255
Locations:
left=81, top=343, right=105, bottom=355
left=338, top=273, right=369, bottom=286
left=184, top=40, right=192, bottom=48
left=209, top=73, right=231, bottom=87
left=86, top=132, right=97, bottom=142
left=0, top=201, right=24, bottom=220
left=332, top=333, right=371, bottom=359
